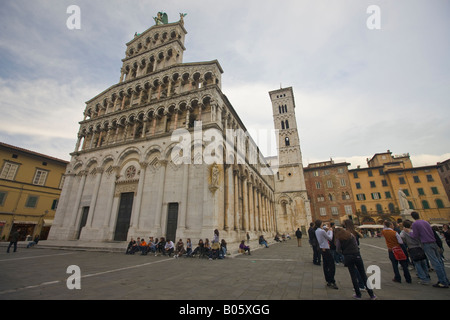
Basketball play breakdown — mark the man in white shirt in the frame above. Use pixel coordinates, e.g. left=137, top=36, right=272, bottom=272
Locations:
left=315, top=220, right=338, bottom=289
left=164, top=239, right=175, bottom=257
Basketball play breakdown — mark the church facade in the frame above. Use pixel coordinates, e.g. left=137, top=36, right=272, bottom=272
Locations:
left=48, top=14, right=311, bottom=244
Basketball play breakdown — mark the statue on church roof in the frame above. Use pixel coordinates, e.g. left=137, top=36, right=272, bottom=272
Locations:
left=154, top=12, right=168, bottom=25
left=179, top=13, right=187, bottom=25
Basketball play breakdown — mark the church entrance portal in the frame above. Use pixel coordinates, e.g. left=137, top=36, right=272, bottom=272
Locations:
left=166, top=203, right=179, bottom=242
left=114, top=192, right=134, bottom=241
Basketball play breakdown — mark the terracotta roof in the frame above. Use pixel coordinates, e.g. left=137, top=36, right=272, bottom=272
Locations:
left=0, top=141, right=69, bottom=164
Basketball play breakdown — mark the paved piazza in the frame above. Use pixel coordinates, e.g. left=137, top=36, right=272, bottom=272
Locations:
left=0, top=237, right=449, bottom=304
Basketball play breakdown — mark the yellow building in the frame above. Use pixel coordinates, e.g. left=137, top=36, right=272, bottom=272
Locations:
left=0, top=142, right=68, bottom=241
left=349, top=150, right=450, bottom=225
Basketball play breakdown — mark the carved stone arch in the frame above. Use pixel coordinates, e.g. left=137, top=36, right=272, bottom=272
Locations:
left=203, top=71, right=214, bottom=86
left=127, top=113, right=137, bottom=123
left=171, top=71, right=180, bottom=82
left=181, top=72, right=190, bottom=84
left=177, top=100, right=188, bottom=111
left=72, top=161, right=84, bottom=174
left=100, top=154, right=116, bottom=168
left=118, top=116, right=127, bottom=126
left=144, top=145, right=163, bottom=161
left=155, top=105, right=166, bottom=117
left=157, top=50, right=165, bottom=62
left=85, top=157, right=99, bottom=173
left=116, top=147, right=141, bottom=167
left=136, top=111, right=145, bottom=121
left=146, top=108, right=155, bottom=119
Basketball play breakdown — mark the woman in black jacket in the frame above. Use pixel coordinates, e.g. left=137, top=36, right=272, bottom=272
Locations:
left=334, top=227, right=377, bottom=300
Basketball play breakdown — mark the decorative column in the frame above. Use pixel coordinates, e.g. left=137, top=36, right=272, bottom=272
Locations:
left=130, top=162, right=148, bottom=231
left=69, top=171, right=87, bottom=231
left=242, top=175, right=248, bottom=231
left=248, top=182, right=254, bottom=231
left=86, top=167, right=104, bottom=228
left=233, top=169, right=240, bottom=231
left=178, top=163, right=189, bottom=231
left=154, top=160, right=167, bottom=234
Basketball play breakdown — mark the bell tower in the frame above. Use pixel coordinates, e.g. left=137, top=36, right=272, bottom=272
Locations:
left=269, top=87, right=311, bottom=232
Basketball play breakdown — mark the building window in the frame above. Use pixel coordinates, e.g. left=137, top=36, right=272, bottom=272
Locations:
left=353, top=172, right=358, bottom=178
left=361, top=205, right=367, bottom=213
left=319, top=207, right=327, bottom=216
left=431, top=187, right=439, bottom=194
left=344, top=205, right=353, bottom=215
left=51, top=199, right=59, bottom=210
left=356, top=182, right=361, bottom=189
left=331, top=207, right=339, bottom=215
left=370, top=181, right=376, bottom=188
left=413, top=176, right=420, bottom=183
left=422, top=200, right=430, bottom=209
left=0, top=191, right=7, bottom=206
left=326, top=180, right=333, bottom=188
left=388, top=203, right=395, bottom=213
left=399, top=177, right=406, bottom=184
left=285, top=137, right=290, bottom=146
left=315, top=181, right=321, bottom=189
left=25, top=195, right=39, bottom=208
left=0, top=162, right=19, bottom=180
left=418, top=188, right=425, bottom=196
left=356, top=193, right=366, bottom=201
left=403, top=189, right=410, bottom=196
left=33, top=169, right=48, bottom=186
left=368, top=170, right=373, bottom=177
left=371, top=192, right=381, bottom=200
left=285, top=120, right=289, bottom=129
left=381, top=179, right=388, bottom=187
left=313, top=171, right=319, bottom=177
left=385, top=191, right=392, bottom=199
left=376, top=204, right=383, bottom=213
left=340, top=178, right=346, bottom=187
left=281, top=121, right=285, bottom=129
left=426, top=174, right=434, bottom=182
left=436, top=199, right=444, bottom=209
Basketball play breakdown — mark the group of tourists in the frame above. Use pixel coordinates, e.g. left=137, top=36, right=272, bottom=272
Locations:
left=126, top=229, right=228, bottom=260
left=382, top=211, right=449, bottom=289
left=308, top=210, right=449, bottom=300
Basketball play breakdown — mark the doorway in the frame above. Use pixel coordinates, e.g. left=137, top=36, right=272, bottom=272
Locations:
left=114, top=192, right=134, bottom=241
left=76, top=206, right=89, bottom=239
left=166, top=202, right=179, bottom=242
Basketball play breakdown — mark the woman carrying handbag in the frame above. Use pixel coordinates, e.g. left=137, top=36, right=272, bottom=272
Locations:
left=382, top=220, right=412, bottom=284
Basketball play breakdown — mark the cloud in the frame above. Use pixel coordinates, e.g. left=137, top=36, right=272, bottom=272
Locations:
left=0, top=0, right=448, bottom=168
left=0, top=77, right=102, bottom=160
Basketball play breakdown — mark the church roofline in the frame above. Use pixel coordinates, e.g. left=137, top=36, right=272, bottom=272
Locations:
left=126, top=20, right=188, bottom=47
left=84, top=60, right=224, bottom=104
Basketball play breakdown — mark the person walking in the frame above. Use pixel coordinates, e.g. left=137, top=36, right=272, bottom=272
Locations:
left=7, top=228, right=20, bottom=253
left=308, top=222, right=321, bottom=265
left=410, top=211, right=449, bottom=288
left=382, top=220, right=412, bottom=284
left=443, top=224, right=450, bottom=249
left=334, top=227, right=376, bottom=299
left=315, top=220, right=338, bottom=289
left=401, top=220, right=430, bottom=285
left=295, top=228, right=303, bottom=247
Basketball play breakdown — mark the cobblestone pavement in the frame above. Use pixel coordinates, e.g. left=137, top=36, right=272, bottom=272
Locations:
left=0, top=237, right=449, bottom=302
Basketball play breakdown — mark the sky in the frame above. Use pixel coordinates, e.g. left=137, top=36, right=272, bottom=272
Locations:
left=0, top=0, right=449, bottom=169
